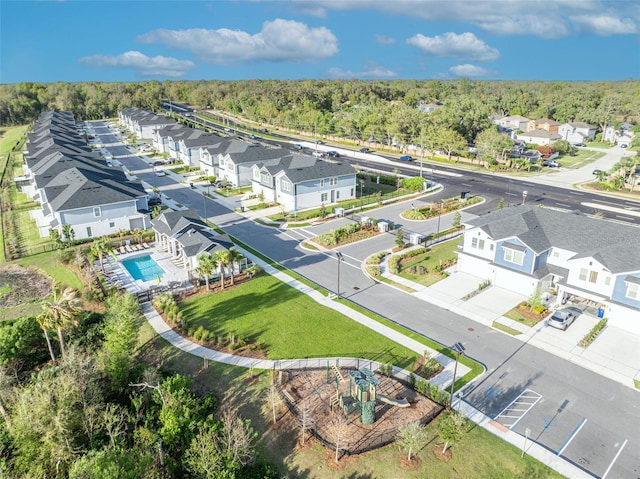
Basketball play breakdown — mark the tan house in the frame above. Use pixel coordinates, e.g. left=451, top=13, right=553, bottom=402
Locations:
left=527, top=119, right=560, bottom=133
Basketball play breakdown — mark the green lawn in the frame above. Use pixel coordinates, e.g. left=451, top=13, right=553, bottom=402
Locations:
left=558, top=149, right=605, bottom=169
left=397, top=239, right=462, bottom=287
left=179, top=274, right=421, bottom=368
left=16, top=251, right=85, bottom=291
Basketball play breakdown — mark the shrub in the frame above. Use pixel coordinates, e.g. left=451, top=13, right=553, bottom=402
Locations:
left=366, top=265, right=381, bottom=277
left=579, top=318, right=607, bottom=347
left=388, top=256, right=402, bottom=274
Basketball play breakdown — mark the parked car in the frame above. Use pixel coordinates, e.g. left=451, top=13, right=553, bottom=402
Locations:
left=400, top=155, right=414, bottom=161
left=593, top=169, right=603, bottom=175
left=326, top=151, right=340, bottom=158
left=543, top=160, right=560, bottom=168
left=620, top=143, right=628, bottom=148
left=315, top=140, right=324, bottom=145
left=359, top=147, right=371, bottom=153
left=155, top=170, right=166, bottom=177
left=546, top=307, right=581, bottom=330
left=148, top=197, right=162, bottom=207
left=294, top=143, right=303, bottom=150
left=152, top=160, right=165, bottom=167
left=312, top=151, right=324, bottom=158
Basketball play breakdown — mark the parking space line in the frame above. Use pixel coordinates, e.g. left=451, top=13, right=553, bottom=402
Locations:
left=602, top=439, right=628, bottom=479
left=556, top=417, right=587, bottom=456
left=493, top=388, right=542, bottom=429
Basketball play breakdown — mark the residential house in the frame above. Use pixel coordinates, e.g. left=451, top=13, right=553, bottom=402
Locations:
left=215, top=140, right=290, bottom=187
left=198, top=138, right=233, bottom=177
left=497, top=115, right=531, bottom=133
left=527, top=118, right=560, bottom=133
left=558, top=122, right=597, bottom=144
left=516, top=129, right=561, bottom=146
left=151, top=209, right=234, bottom=271
left=24, top=111, right=150, bottom=240
left=119, top=108, right=176, bottom=139
left=417, top=102, right=442, bottom=114
left=175, top=130, right=222, bottom=168
left=457, top=206, right=640, bottom=334
left=252, top=155, right=357, bottom=211
left=603, top=123, right=635, bottom=146
left=152, top=124, right=190, bottom=154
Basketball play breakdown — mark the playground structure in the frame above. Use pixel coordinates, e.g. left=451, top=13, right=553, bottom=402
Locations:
left=329, top=365, right=409, bottom=425
left=279, top=362, right=442, bottom=455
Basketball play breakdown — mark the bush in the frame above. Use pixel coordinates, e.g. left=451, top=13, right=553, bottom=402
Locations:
left=579, top=318, right=607, bottom=347
left=366, top=265, right=381, bottom=277
left=388, top=256, right=402, bottom=274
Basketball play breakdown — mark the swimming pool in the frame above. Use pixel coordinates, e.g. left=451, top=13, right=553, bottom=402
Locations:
left=121, top=255, right=164, bottom=282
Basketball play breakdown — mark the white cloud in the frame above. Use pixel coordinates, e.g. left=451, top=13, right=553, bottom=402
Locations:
left=79, top=51, right=195, bottom=77
left=137, top=19, right=338, bottom=64
left=298, top=0, right=638, bottom=38
left=374, top=34, right=396, bottom=45
left=407, top=32, right=499, bottom=61
left=327, top=63, right=396, bottom=79
left=570, top=14, right=637, bottom=35
left=449, top=64, right=492, bottom=77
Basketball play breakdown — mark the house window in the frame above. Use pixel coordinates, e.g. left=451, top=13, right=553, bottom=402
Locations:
left=350, top=188, right=354, bottom=196
left=503, top=248, right=524, bottom=265
left=321, top=193, right=328, bottom=202
left=86, top=227, right=92, bottom=238
left=471, top=238, right=485, bottom=250
left=626, top=282, right=639, bottom=300
left=320, top=179, right=325, bottom=187
left=330, top=177, right=338, bottom=186
left=552, top=251, right=559, bottom=258
left=336, top=190, right=340, bottom=200
left=261, top=173, right=270, bottom=184
left=93, top=207, right=101, bottom=217
left=109, top=222, right=115, bottom=228
left=604, top=276, right=611, bottom=286
left=579, top=268, right=598, bottom=283
left=253, top=169, right=260, bottom=179
left=280, top=180, right=291, bottom=193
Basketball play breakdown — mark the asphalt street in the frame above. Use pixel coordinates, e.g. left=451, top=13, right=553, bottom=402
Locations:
left=97, top=120, right=640, bottom=479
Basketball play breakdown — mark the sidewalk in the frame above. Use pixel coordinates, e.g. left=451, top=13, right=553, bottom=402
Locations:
left=377, top=251, right=640, bottom=390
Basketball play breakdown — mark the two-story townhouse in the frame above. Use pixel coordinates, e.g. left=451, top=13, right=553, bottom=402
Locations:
left=25, top=111, right=150, bottom=240
left=516, top=129, right=562, bottom=146
left=458, top=206, right=640, bottom=334
left=176, top=131, right=222, bottom=168
left=252, top=155, right=356, bottom=211
left=558, top=122, right=597, bottom=144
left=526, top=118, right=560, bottom=133
left=216, top=140, right=290, bottom=187
left=497, top=115, right=531, bottom=133
left=198, top=138, right=233, bottom=178
left=152, top=124, right=190, bottom=154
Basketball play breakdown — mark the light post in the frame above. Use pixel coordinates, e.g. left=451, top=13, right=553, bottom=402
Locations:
left=449, top=342, right=465, bottom=407
left=522, top=190, right=528, bottom=205
left=203, top=185, right=209, bottom=220
left=359, top=180, right=365, bottom=210
left=336, top=251, right=344, bottom=298
left=436, top=199, right=444, bottom=237
left=521, top=428, right=531, bottom=458
left=507, top=180, right=512, bottom=207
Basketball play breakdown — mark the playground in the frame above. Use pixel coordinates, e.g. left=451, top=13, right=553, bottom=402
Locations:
left=279, top=365, right=443, bottom=455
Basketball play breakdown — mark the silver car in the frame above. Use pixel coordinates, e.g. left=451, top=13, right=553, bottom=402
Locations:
left=546, top=307, right=581, bottom=330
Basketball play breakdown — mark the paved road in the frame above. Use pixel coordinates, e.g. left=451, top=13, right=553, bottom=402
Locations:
left=97, top=121, right=640, bottom=479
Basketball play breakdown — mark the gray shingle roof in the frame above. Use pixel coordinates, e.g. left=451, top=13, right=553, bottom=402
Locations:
left=278, top=158, right=356, bottom=183
left=150, top=209, right=207, bottom=237
left=464, top=206, right=640, bottom=273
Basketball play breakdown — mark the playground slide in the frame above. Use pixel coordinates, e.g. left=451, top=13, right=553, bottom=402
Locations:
left=377, top=394, right=410, bottom=408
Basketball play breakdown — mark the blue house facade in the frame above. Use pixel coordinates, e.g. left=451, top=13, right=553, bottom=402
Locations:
left=458, top=206, right=640, bottom=334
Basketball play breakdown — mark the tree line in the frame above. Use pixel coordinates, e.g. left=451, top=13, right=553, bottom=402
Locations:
left=2, top=79, right=638, bottom=144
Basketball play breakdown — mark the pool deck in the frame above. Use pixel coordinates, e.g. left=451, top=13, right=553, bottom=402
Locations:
left=100, top=244, right=191, bottom=294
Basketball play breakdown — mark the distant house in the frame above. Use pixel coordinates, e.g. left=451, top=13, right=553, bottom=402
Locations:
left=152, top=124, right=190, bottom=154
left=24, top=111, right=150, bottom=240
left=527, top=119, right=560, bottom=133
left=558, top=122, right=597, bottom=144
left=603, top=123, right=635, bottom=145
left=175, top=130, right=222, bottom=167
left=417, top=102, right=442, bottom=114
left=517, top=129, right=561, bottom=146
left=251, top=155, right=356, bottom=211
left=151, top=209, right=234, bottom=271
left=119, top=108, right=176, bottom=139
left=457, top=206, right=640, bottom=334
left=214, top=140, right=291, bottom=187
left=497, top=115, right=531, bottom=132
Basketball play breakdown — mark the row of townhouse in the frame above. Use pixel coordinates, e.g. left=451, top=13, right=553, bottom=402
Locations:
left=119, top=108, right=357, bottom=212
left=458, top=206, right=640, bottom=334
left=493, top=115, right=599, bottom=145
left=21, top=111, right=150, bottom=241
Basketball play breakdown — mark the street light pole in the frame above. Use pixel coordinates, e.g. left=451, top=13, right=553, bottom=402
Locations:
left=359, top=180, right=365, bottom=211
left=336, top=251, right=344, bottom=298
left=203, top=185, right=209, bottom=221
left=449, top=342, right=465, bottom=407
left=436, top=199, right=444, bottom=237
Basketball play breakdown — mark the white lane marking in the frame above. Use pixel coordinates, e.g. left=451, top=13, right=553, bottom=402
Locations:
left=462, top=183, right=473, bottom=187
left=602, top=439, right=628, bottom=479
left=556, top=203, right=571, bottom=208
left=582, top=202, right=640, bottom=218
left=592, top=199, right=623, bottom=206
left=569, top=191, right=584, bottom=195
left=494, top=389, right=542, bottom=429
left=616, top=215, right=634, bottom=221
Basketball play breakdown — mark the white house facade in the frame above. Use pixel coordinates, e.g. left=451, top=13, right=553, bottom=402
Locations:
left=558, top=122, right=597, bottom=144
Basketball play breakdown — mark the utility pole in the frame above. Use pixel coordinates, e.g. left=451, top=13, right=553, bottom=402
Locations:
left=449, top=342, right=465, bottom=407
left=336, top=251, right=344, bottom=298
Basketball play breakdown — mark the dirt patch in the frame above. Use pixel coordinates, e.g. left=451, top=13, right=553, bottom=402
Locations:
left=0, top=264, right=53, bottom=309
left=433, top=445, right=452, bottom=462
left=399, top=453, right=422, bottom=469
left=514, top=303, right=547, bottom=322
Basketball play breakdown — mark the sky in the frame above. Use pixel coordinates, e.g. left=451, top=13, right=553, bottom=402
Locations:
left=1, top=0, right=639, bottom=84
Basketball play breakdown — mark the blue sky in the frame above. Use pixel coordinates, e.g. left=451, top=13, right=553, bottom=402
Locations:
left=2, top=0, right=639, bottom=84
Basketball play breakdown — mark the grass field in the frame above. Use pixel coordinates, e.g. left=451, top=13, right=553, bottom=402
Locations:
left=136, top=317, right=563, bottom=479
left=397, top=239, right=461, bottom=287
left=558, top=149, right=605, bottom=169
left=180, top=274, right=421, bottom=368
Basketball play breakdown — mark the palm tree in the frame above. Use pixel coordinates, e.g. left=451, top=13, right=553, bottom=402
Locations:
left=35, top=311, right=57, bottom=362
left=213, top=250, right=231, bottom=291
left=227, top=248, right=243, bottom=286
left=133, top=228, right=145, bottom=246
left=90, top=237, right=111, bottom=272
left=38, top=286, right=83, bottom=356
left=195, top=253, right=217, bottom=290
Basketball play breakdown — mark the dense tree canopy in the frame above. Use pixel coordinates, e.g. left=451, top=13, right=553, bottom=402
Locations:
left=1, top=80, right=638, bottom=146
